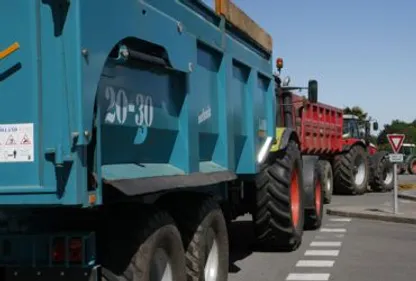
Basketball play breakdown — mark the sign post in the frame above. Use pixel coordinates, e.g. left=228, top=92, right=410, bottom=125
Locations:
left=387, top=133, right=405, bottom=214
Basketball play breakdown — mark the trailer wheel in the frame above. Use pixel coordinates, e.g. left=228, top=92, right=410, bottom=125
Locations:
left=304, top=162, right=324, bottom=230
left=316, top=160, right=333, bottom=204
left=407, top=157, right=416, bottom=175
left=370, top=151, right=393, bottom=192
left=99, top=206, right=186, bottom=281
left=157, top=194, right=229, bottom=281
left=333, top=145, right=369, bottom=195
left=253, top=140, right=304, bottom=251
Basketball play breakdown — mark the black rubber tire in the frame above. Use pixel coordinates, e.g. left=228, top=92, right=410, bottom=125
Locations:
left=253, top=140, right=305, bottom=251
left=98, top=205, right=186, bottom=281
left=399, top=167, right=406, bottom=175
left=157, top=193, right=229, bottom=281
left=407, top=157, right=416, bottom=175
left=369, top=151, right=394, bottom=192
left=304, top=162, right=324, bottom=230
left=316, top=160, right=333, bottom=204
left=333, top=145, right=369, bottom=195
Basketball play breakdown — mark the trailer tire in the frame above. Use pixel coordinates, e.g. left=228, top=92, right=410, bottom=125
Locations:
left=333, top=145, right=369, bottom=195
left=370, top=151, right=394, bottom=192
left=317, top=160, right=333, bottom=204
left=99, top=206, right=186, bottom=281
left=157, top=194, right=229, bottom=281
left=253, top=140, right=305, bottom=251
left=304, top=162, right=324, bottom=230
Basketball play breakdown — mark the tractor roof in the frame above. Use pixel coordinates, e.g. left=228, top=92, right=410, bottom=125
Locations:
left=343, top=114, right=359, bottom=120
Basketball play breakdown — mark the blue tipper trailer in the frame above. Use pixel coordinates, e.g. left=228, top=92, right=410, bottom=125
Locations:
left=0, top=0, right=323, bottom=280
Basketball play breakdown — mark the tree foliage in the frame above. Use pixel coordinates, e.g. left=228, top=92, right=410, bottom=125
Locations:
left=377, top=119, right=416, bottom=151
left=343, top=106, right=368, bottom=121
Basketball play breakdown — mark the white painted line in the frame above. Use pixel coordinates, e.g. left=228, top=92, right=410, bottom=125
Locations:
left=329, top=218, right=351, bottom=222
left=320, top=228, right=346, bottom=233
left=296, top=260, right=335, bottom=267
left=310, top=241, right=342, bottom=247
left=335, top=234, right=345, bottom=238
left=324, top=223, right=345, bottom=227
left=305, top=250, right=339, bottom=256
left=286, top=273, right=330, bottom=280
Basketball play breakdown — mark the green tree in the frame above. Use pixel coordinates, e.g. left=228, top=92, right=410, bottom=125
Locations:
left=343, top=106, right=368, bottom=121
left=376, top=119, right=416, bottom=151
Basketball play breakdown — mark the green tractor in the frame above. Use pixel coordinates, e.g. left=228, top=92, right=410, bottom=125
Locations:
left=398, top=143, right=416, bottom=174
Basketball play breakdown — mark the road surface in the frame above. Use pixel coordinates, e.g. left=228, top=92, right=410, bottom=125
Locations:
left=228, top=195, right=416, bottom=281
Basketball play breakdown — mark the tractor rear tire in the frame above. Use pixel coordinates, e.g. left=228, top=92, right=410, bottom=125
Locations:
left=370, top=151, right=394, bottom=192
left=333, top=145, right=369, bottom=195
left=253, top=140, right=305, bottom=251
left=316, top=160, right=333, bottom=204
left=304, top=162, right=324, bottom=230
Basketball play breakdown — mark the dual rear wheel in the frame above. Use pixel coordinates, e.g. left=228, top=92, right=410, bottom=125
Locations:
left=99, top=194, right=229, bottom=281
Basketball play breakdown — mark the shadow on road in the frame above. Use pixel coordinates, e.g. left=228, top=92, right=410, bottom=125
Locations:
left=228, top=220, right=296, bottom=273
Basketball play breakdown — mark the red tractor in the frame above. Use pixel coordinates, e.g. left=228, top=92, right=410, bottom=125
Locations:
left=335, top=114, right=394, bottom=196
left=273, top=60, right=394, bottom=205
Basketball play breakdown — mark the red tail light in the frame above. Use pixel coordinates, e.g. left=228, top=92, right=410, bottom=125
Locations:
left=52, top=237, right=83, bottom=264
left=52, top=237, right=65, bottom=263
left=69, top=237, right=83, bottom=263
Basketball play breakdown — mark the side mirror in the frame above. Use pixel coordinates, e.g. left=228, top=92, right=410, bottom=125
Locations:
left=373, top=122, right=379, bottom=131
left=308, top=80, right=318, bottom=103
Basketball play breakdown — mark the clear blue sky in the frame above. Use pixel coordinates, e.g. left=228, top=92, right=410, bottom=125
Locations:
left=202, top=0, right=416, bottom=131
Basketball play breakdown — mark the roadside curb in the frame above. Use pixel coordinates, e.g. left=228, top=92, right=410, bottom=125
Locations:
left=326, top=207, right=416, bottom=225
left=398, top=193, right=416, bottom=202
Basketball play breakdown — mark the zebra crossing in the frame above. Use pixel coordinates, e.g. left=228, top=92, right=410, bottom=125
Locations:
left=285, top=217, right=352, bottom=281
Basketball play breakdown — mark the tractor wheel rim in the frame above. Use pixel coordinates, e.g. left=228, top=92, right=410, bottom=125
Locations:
left=150, top=247, right=173, bottom=281
left=413, top=162, right=416, bottom=173
left=384, top=167, right=393, bottom=185
left=315, top=180, right=322, bottom=216
left=354, top=156, right=366, bottom=186
left=204, top=235, right=219, bottom=281
left=290, top=169, right=300, bottom=227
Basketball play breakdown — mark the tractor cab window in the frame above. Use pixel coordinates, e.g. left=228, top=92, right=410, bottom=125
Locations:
left=343, top=119, right=360, bottom=139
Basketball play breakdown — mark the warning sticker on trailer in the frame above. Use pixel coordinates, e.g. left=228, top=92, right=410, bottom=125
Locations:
left=0, top=123, right=34, bottom=163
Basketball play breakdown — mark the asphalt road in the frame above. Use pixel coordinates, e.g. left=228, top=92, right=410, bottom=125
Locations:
left=228, top=194, right=416, bottom=281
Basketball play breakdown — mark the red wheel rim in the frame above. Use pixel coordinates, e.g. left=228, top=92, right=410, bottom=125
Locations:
left=290, top=169, right=300, bottom=227
left=412, top=162, right=416, bottom=173
left=315, top=180, right=322, bottom=216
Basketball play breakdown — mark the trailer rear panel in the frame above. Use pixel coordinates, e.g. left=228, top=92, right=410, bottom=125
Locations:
left=0, top=0, right=275, bottom=206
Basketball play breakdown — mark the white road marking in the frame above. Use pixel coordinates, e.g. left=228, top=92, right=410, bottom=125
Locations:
left=334, top=234, right=345, bottom=238
left=305, top=250, right=339, bottom=256
left=296, top=260, right=335, bottom=267
left=310, top=241, right=342, bottom=247
left=320, top=228, right=346, bottom=233
left=329, top=218, right=351, bottom=222
left=286, top=273, right=330, bottom=280
left=324, top=223, right=345, bottom=227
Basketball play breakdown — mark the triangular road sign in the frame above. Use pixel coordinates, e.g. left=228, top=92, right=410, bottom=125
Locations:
left=387, top=134, right=405, bottom=154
